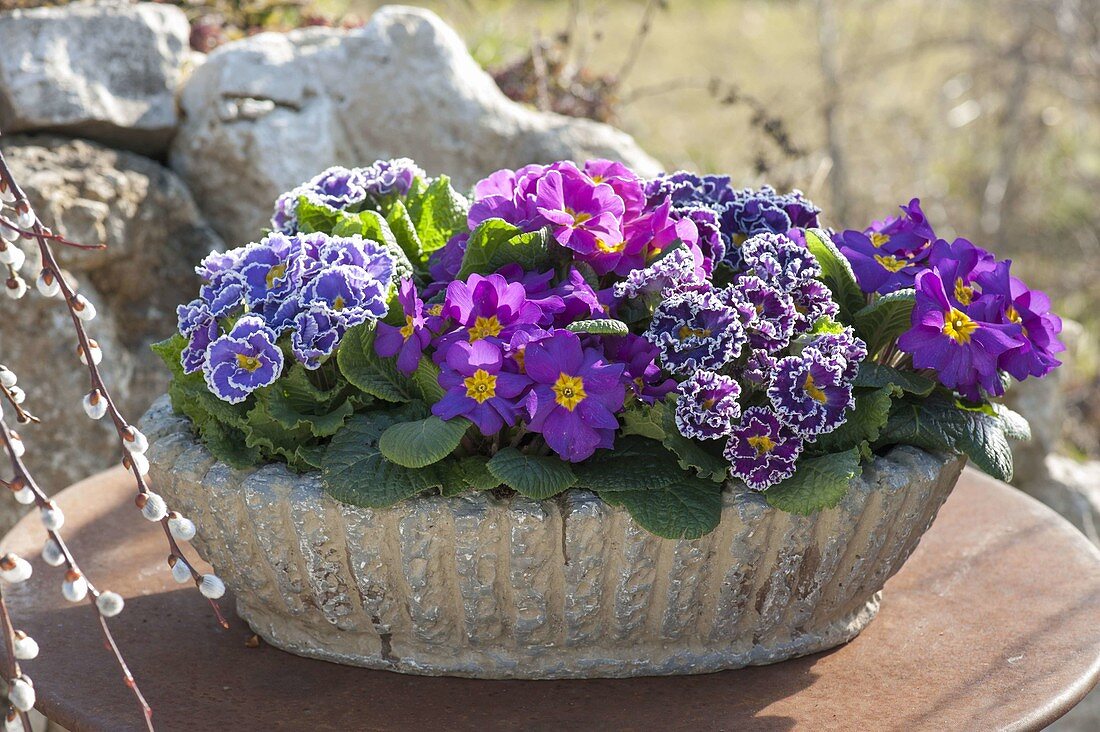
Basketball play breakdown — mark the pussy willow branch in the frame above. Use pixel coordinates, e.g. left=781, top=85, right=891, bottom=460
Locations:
left=0, top=409, right=153, bottom=731
left=0, top=219, right=105, bottom=251
left=0, top=143, right=227, bottom=628
left=0, top=587, right=31, bottom=732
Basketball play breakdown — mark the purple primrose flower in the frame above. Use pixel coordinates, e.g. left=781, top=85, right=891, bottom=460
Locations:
left=646, top=287, right=749, bottom=375
left=674, top=370, right=742, bottom=440
left=768, top=350, right=855, bottom=437
left=375, top=279, right=433, bottom=374
left=724, top=407, right=804, bottom=491
left=202, top=316, right=283, bottom=404
left=434, top=339, right=532, bottom=436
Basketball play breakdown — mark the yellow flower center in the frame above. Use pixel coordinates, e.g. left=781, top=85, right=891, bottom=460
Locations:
left=333, top=295, right=346, bottom=311
left=552, top=373, right=587, bottom=411
left=678, top=326, right=712, bottom=341
left=803, top=373, right=828, bottom=404
left=942, top=307, right=980, bottom=345
left=954, top=278, right=975, bottom=305
left=870, top=232, right=890, bottom=248
left=1005, top=304, right=1021, bottom=324
left=468, top=315, right=503, bottom=341
left=427, top=304, right=443, bottom=317
left=564, top=207, right=592, bottom=227
left=597, top=238, right=626, bottom=254
left=463, top=369, right=497, bottom=404
left=747, top=434, right=777, bottom=455
left=235, top=353, right=263, bottom=372
left=513, top=347, right=527, bottom=373
left=399, top=314, right=416, bottom=340
left=874, top=254, right=908, bottom=273
left=702, top=397, right=717, bottom=409
left=265, top=262, right=287, bottom=289
left=590, top=174, right=605, bottom=183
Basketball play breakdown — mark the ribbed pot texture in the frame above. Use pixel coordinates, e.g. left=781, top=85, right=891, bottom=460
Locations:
left=142, top=396, right=965, bottom=679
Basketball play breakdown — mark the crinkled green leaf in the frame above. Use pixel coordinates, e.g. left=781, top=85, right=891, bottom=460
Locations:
left=457, top=455, right=499, bottom=491
left=993, top=403, right=1032, bottom=441
left=321, top=404, right=442, bottom=508
left=764, top=448, right=861, bottom=514
left=574, top=436, right=686, bottom=491
left=853, top=289, right=916, bottom=356
left=621, top=398, right=668, bottom=441
left=258, top=364, right=355, bottom=438
left=805, top=227, right=865, bottom=320
left=660, top=396, right=728, bottom=482
left=486, top=447, right=576, bottom=499
left=337, top=323, right=420, bottom=403
left=384, top=200, right=425, bottom=266
left=244, top=397, right=315, bottom=464
left=565, top=319, right=630, bottom=336
left=811, top=385, right=899, bottom=455
left=405, top=175, right=469, bottom=255
left=597, top=476, right=722, bottom=539
left=457, top=218, right=551, bottom=278
left=378, top=415, right=470, bottom=468
left=853, top=361, right=936, bottom=396
left=413, top=356, right=445, bottom=403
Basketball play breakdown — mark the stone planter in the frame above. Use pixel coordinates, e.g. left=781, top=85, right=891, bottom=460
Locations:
left=142, top=396, right=966, bottom=679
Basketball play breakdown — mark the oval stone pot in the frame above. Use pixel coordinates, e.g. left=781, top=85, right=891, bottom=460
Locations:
left=142, top=396, right=966, bottom=679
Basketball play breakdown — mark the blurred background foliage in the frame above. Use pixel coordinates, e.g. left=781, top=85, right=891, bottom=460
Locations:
left=4, top=0, right=1098, bottom=456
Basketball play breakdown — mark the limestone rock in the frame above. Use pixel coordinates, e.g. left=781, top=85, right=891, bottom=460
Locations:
left=171, top=4, right=661, bottom=246
left=0, top=1, right=191, bottom=155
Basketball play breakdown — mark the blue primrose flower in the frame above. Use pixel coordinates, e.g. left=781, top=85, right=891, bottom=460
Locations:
left=202, top=316, right=284, bottom=404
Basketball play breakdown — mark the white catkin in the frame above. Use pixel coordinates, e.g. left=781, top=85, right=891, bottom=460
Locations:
left=0, top=245, right=24, bottom=269
left=0, top=556, right=32, bottom=583
left=141, top=491, right=166, bottom=521
left=82, top=390, right=108, bottom=420
left=62, top=574, right=89, bottom=602
left=0, top=224, right=16, bottom=242
left=8, top=386, right=24, bottom=405
left=12, top=486, right=34, bottom=505
left=124, top=427, right=149, bottom=455
left=41, top=539, right=65, bottom=567
left=4, top=277, right=26, bottom=300
left=8, top=677, right=34, bottom=712
left=129, top=451, right=150, bottom=477
left=13, top=634, right=38, bottom=660
left=40, top=505, right=64, bottom=531
left=15, top=207, right=33, bottom=229
left=36, top=270, right=60, bottom=297
left=96, top=591, right=125, bottom=618
left=73, top=295, right=96, bottom=322
left=8, top=434, right=23, bottom=458
left=4, top=712, right=21, bottom=732
left=78, top=342, right=102, bottom=366
left=0, top=367, right=14, bottom=388
left=199, top=574, right=226, bottom=599
left=168, top=515, right=196, bottom=542
left=171, top=559, right=192, bottom=584
left=0, top=184, right=12, bottom=203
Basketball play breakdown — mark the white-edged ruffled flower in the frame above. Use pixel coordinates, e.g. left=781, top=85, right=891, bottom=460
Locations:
left=168, top=513, right=196, bottom=542
left=40, top=503, right=64, bottom=531
left=123, top=426, right=148, bottom=455
left=96, top=591, right=125, bottom=618
left=36, top=269, right=60, bottom=298
left=0, top=366, right=15, bottom=389
left=72, top=294, right=95, bottom=321
left=0, top=245, right=24, bottom=270
left=4, top=276, right=26, bottom=300
left=12, top=485, right=34, bottom=505
left=8, top=677, right=34, bottom=712
left=199, top=574, right=225, bottom=599
left=170, top=557, right=191, bottom=584
left=0, top=554, right=32, bottom=583
left=82, top=390, right=107, bottom=420
left=139, top=491, right=166, bottom=521
left=12, top=631, right=38, bottom=661
left=41, top=538, right=65, bottom=567
left=62, top=571, right=88, bottom=602
left=78, top=339, right=102, bottom=366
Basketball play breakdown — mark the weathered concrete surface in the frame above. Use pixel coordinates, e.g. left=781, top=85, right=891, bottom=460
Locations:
left=144, top=395, right=965, bottom=679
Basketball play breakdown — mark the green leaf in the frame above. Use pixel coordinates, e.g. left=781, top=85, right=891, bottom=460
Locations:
left=804, top=228, right=865, bottom=319
left=243, top=397, right=316, bottom=463
left=384, top=200, right=425, bottom=265
left=853, top=289, right=915, bottom=356
left=597, top=476, right=722, bottom=539
left=660, top=396, right=728, bottom=482
left=486, top=447, right=576, bottom=499
left=457, top=455, right=499, bottom=491
left=565, top=319, right=630, bottom=336
left=405, top=175, right=469, bottom=255
left=258, top=365, right=355, bottom=438
left=151, top=334, right=189, bottom=380
left=294, top=443, right=328, bottom=470
left=993, top=403, right=1032, bottom=441
left=194, top=417, right=261, bottom=469
left=812, top=386, right=899, bottom=454
left=764, top=448, right=862, bottom=514
left=336, top=323, right=420, bottom=403
left=457, top=219, right=551, bottom=278
left=853, top=362, right=936, bottom=396
left=620, top=398, right=668, bottom=441
left=378, top=416, right=470, bottom=468
left=574, top=437, right=687, bottom=491
left=412, top=356, right=445, bottom=403
left=876, top=396, right=1015, bottom=481
left=321, top=404, right=443, bottom=508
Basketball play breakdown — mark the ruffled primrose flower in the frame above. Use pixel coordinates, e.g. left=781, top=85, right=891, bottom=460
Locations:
left=375, top=279, right=433, bottom=374
left=898, top=269, right=1022, bottom=400
left=524, top=330, right=627, bottom=462
left=646, top=287, right=750, bottom=375
left=613, top=246, right=707, bottom=300
left=768, top=349, right=855, bottom=437
left=176, top=301, right=219, bottom=375
left=727, top=275, right=797, bottom=352
left=674, top=370, right=742, bottom=440
left=434, top=339, right=532, bottom=436
left=739, top=232, right=821, bottom=289
left=834, top=198, right=938, bottom=294
left=202, top=316, right=283, bottom=404
left=724, top=407, right=804, bottom=491
left=291, top=307, right=343, bottom=370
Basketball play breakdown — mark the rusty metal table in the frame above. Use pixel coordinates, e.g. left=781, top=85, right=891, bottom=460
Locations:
left=2, top=466, right=1099, bottom=731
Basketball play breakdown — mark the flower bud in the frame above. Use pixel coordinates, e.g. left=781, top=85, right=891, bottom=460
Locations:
left=14, top=203, right=33, bottom=230
left=137, top=491, right=166, bottom=521
left=168, top=513, right=196, bottom=542
left=77, top=339, right=102, bottom=366
left=7, top=431, right=23, bottom=458
left=169, top=555, right=191, bottom=584
left=96, top=591, right=125, bottom=618
left=8, top=677, right=34, bottom=712
left=40, top=503, right=64, bottom=531
left=12, top=485, right=34, bottom=505
left=36, top=268, right=59, bottom=298
left=82, top=390, right=107, bottom=420
left=0, top=245, right=24, bottom=270
left=41, top=538, right=65, bottom=567
left=124, top=451, right=150, bottom=477
left=4, top=276, right=26, bottom=300
left=123, top=426, right=148, bottom=455
left=7, top=386, right=24, bottom=405
left=72, top=294, right=96, bottom=322
left=0, top=367, right=14, bottom=389
left=0, top=554, right=32, bottom=583
left=12, top=631, right=38, bottom=661
left=199, top=574, right=226, bottom=599
left=62, top=570, right=88, bottom=602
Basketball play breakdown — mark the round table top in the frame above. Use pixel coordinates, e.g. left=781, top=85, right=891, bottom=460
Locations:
left=3, top=466, right=1099, bottom=732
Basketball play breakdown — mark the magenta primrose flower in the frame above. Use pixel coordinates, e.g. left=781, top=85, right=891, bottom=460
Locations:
left=441, top=272, right=544, bottom=345
left=524, top=330, right=626, bottom=462
left=434, top=339, right=531, bottom=436
left=535, top=166, right=624, bottom=256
